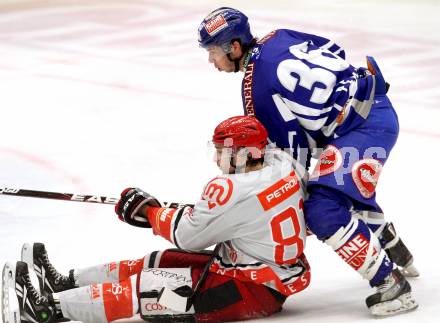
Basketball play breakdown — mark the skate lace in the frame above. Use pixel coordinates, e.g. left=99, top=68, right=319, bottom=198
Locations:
left=24, top=271, right=47, bottom=305
left=42, top=253, right=68, bottom=285
left=376, top=275, right=394, bottom=294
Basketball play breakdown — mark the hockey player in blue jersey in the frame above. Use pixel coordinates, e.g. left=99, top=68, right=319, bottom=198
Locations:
left=198, top=7, right=418, bottom=316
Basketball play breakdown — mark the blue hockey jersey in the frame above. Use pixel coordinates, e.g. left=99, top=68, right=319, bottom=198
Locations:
left=241, top=29, right=376, bottom=168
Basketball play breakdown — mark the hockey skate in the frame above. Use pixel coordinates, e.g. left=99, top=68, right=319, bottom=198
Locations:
left=381, top=223, right=420, bottom=277
left=366, top=268, right=418, bottom=316
left=21, top=243, right=76, bottom=294
left=2, top=261, right=59, bottom=323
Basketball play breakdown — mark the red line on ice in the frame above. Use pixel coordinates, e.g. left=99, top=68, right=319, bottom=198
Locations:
left=0, top=146, right=88, bottom=192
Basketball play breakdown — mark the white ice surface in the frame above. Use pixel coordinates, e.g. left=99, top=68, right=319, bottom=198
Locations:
left=1, top=0, right=439, bottom=322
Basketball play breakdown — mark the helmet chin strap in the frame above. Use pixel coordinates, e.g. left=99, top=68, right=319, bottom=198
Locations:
left=226, top=53, right=242, bottom=73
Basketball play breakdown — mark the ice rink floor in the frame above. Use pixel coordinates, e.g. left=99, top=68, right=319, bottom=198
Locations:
left=1, top=0, right=439, bottom=322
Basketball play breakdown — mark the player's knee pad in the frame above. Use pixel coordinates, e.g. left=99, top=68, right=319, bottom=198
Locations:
left=138, top=268, right=195, bottom=322
left=304, top=186, right=353, bottom=240
left=325, top=217, right=391, bottom=281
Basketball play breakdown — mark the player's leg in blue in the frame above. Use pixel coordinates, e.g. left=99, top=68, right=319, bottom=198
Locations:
left=309, top=92, right=418, bottom=277
left=360, top=57, right=419, bottom=277
left=304, top=186, right=418, bottom=316
left=304, top=186, right=392, bottom=286
left=351, top=208, right=419, bottom=277
left=305, top=91, right=419, bottom=315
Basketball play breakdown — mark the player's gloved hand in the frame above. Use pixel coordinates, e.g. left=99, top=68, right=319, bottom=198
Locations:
left=366, top=56, right=389, bottom=95
left=115, top=187, right=160, bottom=228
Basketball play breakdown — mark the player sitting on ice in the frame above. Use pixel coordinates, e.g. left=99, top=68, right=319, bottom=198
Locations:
left=2, top=116, right=312, bottom=323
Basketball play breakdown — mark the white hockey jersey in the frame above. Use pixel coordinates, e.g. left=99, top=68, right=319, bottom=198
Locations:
left=149, top=150, right=310, bottom=296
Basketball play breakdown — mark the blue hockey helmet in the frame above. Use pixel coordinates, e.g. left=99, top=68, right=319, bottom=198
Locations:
left=198, top=7, right=254, bottom=52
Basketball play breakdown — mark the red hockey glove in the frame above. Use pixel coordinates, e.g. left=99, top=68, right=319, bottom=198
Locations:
left=115, top=187, right=160, bottom=228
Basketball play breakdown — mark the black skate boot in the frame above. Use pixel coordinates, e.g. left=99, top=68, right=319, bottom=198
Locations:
left=21, top=243, right=77, bottom=294
left=381, top=222, right=419, bottom=277
left=366, top=268, right=418, bottom=316
left=2, top=261, right=64, bottom=323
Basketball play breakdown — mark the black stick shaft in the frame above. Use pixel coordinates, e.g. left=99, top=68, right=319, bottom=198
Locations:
left=193, top=244, right=221, bottom=294
left=0, top=187, right=192, bottom=208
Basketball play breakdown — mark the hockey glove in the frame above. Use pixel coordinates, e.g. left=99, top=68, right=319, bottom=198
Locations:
left=115, top=187, right=160, bottom=228
left=366, top=56, right=389, bottom=95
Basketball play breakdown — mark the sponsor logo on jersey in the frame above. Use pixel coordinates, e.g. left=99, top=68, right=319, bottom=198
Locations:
left=243, top=62, right=255, bottom=116
left=108, top=262, right=118, bottom=273
left=153, top=208, right=176, bottom=241
left=257, top=30, right=277, bottom=44
left=310, top=145, right=343, bottom=178
left=90, top=284, right=101, bottom=299
left=205, top=14, right=228, bottom=36
left=352, top=159, right=382, bottom=198
left=257, top=171, right=300, bottom=211
left=158, top=208, right=174, bottom=223
left=202, top=177, right=234, bottom=209
left=251, top=47, right=261, bottom=60
left=144, top=302, right=167, bottom=311
left=336, top=233, right=374, bottom=270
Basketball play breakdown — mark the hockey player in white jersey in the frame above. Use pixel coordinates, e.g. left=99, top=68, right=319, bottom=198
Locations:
left=2, top=116, right=311, bottom=323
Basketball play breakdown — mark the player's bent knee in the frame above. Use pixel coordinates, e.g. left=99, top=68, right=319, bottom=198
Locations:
left=304, top=186, right=353, bottom=240
left=159, top=249, right=212, bottom=269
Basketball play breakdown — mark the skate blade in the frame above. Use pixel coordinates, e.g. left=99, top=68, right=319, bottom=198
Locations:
left=401, top=263, right=420, bottom=278
left=2, top=262, right=21, bottom=323
left=20, top=243, right=33, bottom=269
left=370, top=292, right=418, bottom=317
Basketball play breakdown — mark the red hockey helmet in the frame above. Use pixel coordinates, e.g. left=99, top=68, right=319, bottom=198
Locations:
left=212, top=116, right=268, bottom=157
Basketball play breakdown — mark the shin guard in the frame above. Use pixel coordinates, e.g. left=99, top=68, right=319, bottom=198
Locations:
left=325, top=218, right=392, bottom=283
left=74, top=256, right=146, bottom=286
left=56, top=275, right=138, bottom=322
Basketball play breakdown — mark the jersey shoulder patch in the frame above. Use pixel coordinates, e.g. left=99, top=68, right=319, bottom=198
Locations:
left=201, top=176, right=234, bottom=210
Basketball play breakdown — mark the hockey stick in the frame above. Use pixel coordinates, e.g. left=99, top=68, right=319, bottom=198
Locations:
left=192, top=244, right=221, bottom=294
left=0, top=187, right=193, bottom=208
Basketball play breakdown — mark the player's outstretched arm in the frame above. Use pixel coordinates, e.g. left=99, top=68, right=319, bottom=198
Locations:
left=121, top=177, right=242, bottom=252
